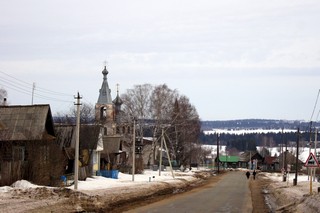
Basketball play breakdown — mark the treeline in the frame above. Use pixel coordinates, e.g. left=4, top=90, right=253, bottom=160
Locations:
left=199, top=131, right=312, bottom=148
left=201, top=119, right=317, bottom=131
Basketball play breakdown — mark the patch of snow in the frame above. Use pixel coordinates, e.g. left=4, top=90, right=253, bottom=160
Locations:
left=71, top=169, right=197, bottom=191
left=0, top=186, right=12, bottom=193
left=10, top=180, right=40, bottom=189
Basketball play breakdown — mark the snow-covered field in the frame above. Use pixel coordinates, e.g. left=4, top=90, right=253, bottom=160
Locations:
left=204, top=128, right=297, bottom=135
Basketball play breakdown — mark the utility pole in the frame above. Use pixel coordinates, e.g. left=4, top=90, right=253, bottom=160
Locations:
left=163, top=132, right=175, bottom=178
left=217, top=133, right=220, bottom=174
left=281, top=127, right=284, bottom=170
left=285, top=132, right=288, bottom=173
left=159, top=127, right=164, bottom=176
left=132, top=118, right=136, bottom=181
left=308, top=121, right=313, bottom=181
left=74, top=92, right=82, bottom=190
left=314, top=128, right=318, bottom=181
left=294, top=128, right=300, bottom=186
left=31, top=82, right=35, bottom=105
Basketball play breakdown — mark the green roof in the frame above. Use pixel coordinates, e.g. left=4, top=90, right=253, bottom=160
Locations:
left=219, top=156, right=239, bottom=163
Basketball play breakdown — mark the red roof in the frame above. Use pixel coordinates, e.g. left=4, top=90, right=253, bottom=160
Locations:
left=264, top=156, right=277, bottom=165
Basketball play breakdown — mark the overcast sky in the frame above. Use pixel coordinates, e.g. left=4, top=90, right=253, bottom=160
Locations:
left=0, top=0, right=320, bottom=121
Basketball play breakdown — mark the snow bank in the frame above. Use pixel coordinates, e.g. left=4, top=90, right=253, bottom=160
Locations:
left=264, top=172, right=320, bottom=212
left=0, top=186, right=12, bottom=193
left=71, top=170, right=197, bottom=191
left=10, top=180, right=40, bottom=189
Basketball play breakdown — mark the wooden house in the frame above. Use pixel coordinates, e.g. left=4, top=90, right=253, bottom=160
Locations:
left=55, top=124, right=126, bottom=178
left=239, top=151, right=263, bottom=170
left=215, top=155, right=240, bottom=168
left=277, top=151, right=303, bottom=172
left=0, top=105, right=64, bottom=186
left=262, top=156, right=278, bottom=171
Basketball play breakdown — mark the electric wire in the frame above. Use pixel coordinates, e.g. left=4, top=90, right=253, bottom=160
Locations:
left=310, top=89, right=320, bottom=122
left=0, top=70, right=73, bottom=103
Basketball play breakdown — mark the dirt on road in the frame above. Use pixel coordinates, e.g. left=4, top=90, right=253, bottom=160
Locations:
left=249, top=173, right=272, bottom=213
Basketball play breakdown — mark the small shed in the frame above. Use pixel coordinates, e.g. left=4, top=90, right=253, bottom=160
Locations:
left=0, top=105, right=63, bottom=186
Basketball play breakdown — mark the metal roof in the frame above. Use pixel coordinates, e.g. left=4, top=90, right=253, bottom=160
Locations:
left=219, top=156, right=239, bottom=163
left=97, top=66, right=113, bottom=104
left=0, top=104, right=55, bottom=141
left=54, top=124, right=103, bottom=150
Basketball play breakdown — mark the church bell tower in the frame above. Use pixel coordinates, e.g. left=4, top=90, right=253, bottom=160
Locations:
left=95, top=65, right=115, bottom=135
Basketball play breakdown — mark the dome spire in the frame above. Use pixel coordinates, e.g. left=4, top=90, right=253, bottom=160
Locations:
left=97, top=62, right=112, bottom=104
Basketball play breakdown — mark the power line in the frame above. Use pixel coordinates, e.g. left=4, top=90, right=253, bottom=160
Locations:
left=0, top=70, right=32, bottom=87
left=310, top=89, right=320, bottom=122
left=0, top=70, right=73, bottom=103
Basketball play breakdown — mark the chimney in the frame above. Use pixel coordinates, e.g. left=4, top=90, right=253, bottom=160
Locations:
left=3, top=98, right=7, bottom=106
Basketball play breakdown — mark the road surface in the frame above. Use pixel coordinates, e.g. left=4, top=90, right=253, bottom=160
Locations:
left=125, top=171, right=252, bottom=213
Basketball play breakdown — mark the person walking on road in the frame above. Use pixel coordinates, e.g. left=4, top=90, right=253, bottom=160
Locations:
left=245, top=171, right=250, bottom=179
left=252, top=170, right=257, bottom=180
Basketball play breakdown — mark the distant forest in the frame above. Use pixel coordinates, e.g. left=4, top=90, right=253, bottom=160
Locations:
left=199, top=119, right=318, bottom=151
left=201, top=119, right=319, bottom=131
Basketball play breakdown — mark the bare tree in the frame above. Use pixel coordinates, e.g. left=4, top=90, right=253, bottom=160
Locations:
left=121, top=83, right=201, bottom=167
left=121, top=84, right=153, bottom=137
left=72, top=102, right=95, bottom=124
left=54, top=102, right=95, bottom=124
left=149, top=84, right=178, bottom=164
left=168, top=95, right=201, bottom=167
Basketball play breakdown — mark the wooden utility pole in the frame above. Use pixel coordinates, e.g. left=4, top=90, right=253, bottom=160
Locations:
left=294, top=128, right=300, bottom=186
left=74, top=92, right=82, bottom=190
left=308, top=121, right=313, bottom=181
left=132, top=118, right=136, bottom=181
left=217, top=133, right=220, bottom=174
left=31, top=82, right=35, bottom=105
left=159, top=128, right=164, bottom=176
left=285, top=134, right=287, bottom=173
left=314, top=128, right=318, bottom=181
left=163, top=133, right=175, bottom=178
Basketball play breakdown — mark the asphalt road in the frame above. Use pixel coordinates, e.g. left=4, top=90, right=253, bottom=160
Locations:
left=125, top=171, right=252, bottom=213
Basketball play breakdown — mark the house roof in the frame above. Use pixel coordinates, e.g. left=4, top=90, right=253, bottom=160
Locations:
left=219, top=156, right=239, bottom=163
left=102, top=135, right=121, bottom=154
left=239, top=151, right=263, bottom=162
left=55, top=124, right=102, bottom=150
left=55, top=125, right=76, bottom=148
left=0, top=105, right=55, bottom=141
left=264, top=156, right=278, bottom=164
